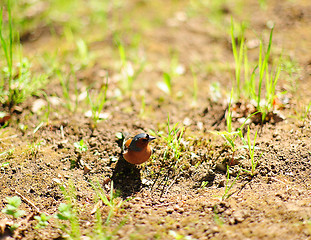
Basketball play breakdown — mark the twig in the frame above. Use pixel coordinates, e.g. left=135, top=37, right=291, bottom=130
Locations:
left=12, top=189, right=41, bottom=214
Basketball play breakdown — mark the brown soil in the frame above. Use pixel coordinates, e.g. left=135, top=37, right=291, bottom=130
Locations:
left=1, top=0, right=311, bottom=239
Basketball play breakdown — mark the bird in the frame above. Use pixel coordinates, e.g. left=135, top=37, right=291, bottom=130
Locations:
left=123, top=133, right=156, bottom=164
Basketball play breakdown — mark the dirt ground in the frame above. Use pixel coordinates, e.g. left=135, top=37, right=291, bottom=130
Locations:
left=1, top=0, right=311, bottom=239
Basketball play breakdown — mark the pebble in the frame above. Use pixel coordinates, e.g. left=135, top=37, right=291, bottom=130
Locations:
left=166, top=208, right=174, bottom=214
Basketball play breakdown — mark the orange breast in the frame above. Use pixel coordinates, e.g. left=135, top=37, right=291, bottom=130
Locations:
left=123, top=146, right=152, bottom=164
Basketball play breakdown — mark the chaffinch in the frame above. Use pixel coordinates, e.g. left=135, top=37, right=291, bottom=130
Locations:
left=123, top=133, right=156, bottom=164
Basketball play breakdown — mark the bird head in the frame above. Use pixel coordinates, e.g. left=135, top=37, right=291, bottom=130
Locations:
left=125, top=133, right=156, bottom=152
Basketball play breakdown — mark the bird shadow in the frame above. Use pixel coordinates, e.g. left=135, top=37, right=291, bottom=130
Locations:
left=111, top=154, right=142, bottom=198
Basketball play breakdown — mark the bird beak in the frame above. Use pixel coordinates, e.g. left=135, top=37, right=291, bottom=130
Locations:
left=148, top=136, right=156, bottom=142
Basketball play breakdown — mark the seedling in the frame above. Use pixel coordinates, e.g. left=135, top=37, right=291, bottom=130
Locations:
left=222, top=165, right=240, bottom=201
left=75, top=38, right=91, bottom=68
left=169, top=230, right=196, bottom=240
left=74, top=139, right=88, bottom=153
left=230, top=19, right=246, bottom=100
left=157, top=52, right=184, bottom=96
left=90, top=181, right=123, bottom=225
left=0, top=0, right=13, bottom=99
left=56, top=183, right=81, bottom=239
left=240, top=126, right=262, bottom=176
left=157, top=72, right=172, bottom=95
left=56, top=202, right=75, bottom=221
left=34, top=213, right=51, bottom=229
left=230, top=20, right=281, bottom=123
left=28, top=140, right=43, bottom=157
left=0, top=1, right=47, bottom=107
left=213, top=206, right=224, bottom=226
left=211, top=90, right=242, bottom=165
left=57, top=70, right=73, bottom=112
left=211, top=90, right=260, bottom=166
left=139, top=90, right=146, bottom=117
left=2, top=196, right=25, bottom=230
left=2, top=196, right=25, bottom=218
left=87, top=73, right=109, bottom=128
left=117, top=39, right=145, bottom=96
left=158, top=114, right=185, bottom=167
left=303, top=101, right=311, bottom=122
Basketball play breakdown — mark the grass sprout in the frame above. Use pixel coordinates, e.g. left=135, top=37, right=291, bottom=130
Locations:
left=116, top=39, right=145, bottom=96
left=210, top=90, right=241, bottom=164
left=87, top=73, right=109, bottom=128
left=0, top=1, right=47, bottom=107
left=157, top=72, right=172, bottom=95
left=57, top=183, right=81, bottom=239
left=230, top=19, right=246, bottom=100
left=156, top=114, right=185, bottom=168
left=230, top=20, right=281, bottom=123
left=222, top=165, right=240, bottom=201
left=90, top=181, right=123, bottom=225
left=157, top=52, right=184, bottom=96
left=75, top=38, right=91, bottom=68
left=0, top=0, right=13, bottom=99
left=240, top=126, right=262, bottom=176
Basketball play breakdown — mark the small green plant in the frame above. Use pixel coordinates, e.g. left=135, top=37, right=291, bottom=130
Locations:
left=303, top=101, right=311, bottom=121
left=116, top=39, right=145, bottom=96
left=210, top=90, right=242, bottom=164
left=230, top=20, right=281, bottom=123
left=230, top=19, right=246, bottom=100
left=157, top=114, right=185, bottom=168
left=256, top=26, right=281, bottom=122
left=258, top=0, right=267, bottom=9
left=157, top=52, right=184, bottom=96
left=90, top=181, right=123, bottom=225
left=28, top=140, right=43, bottom=157
left=0, top=1, right=47, bottom=107
left=211, top=90, right=259, bottom=166
left=240, top=126, right=262, bottom=176
left=157, top=72, right=172, bottom=95
left=74, top=139, right=88, bottom=153
left=1, top=161, right=9, bottom=172
left=56, top=202, right=81, bottom=239
left=34, top=213, right=51, bottom=229
left=2, top=196, right=25, bottom=218
left=221, top=165, right=240, bottom=201
left=0, top=0, right=13, bottom=100
left=169, top=230, right=196, bottom=240
left=57, top=69, right=74, bottom=112
left=2, top=196, right=25, bottom=230
left=213, top=206, right=224, bottom=227
left=87, top=73, right=109, bottom=128
left=139, top=90, right=146, bottom=117
left=57, top=183, right=81, bottom=239
left=75, top=38, right=91, bottom=68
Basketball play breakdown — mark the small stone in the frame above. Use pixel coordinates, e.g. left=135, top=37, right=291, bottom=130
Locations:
left=32, top=99, right=46, bottom=113
left=83, top=164, right=91, bottom=174
left=166, top=208, right=174, bottom=214
left=52, top=178, right=62, bottom=184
